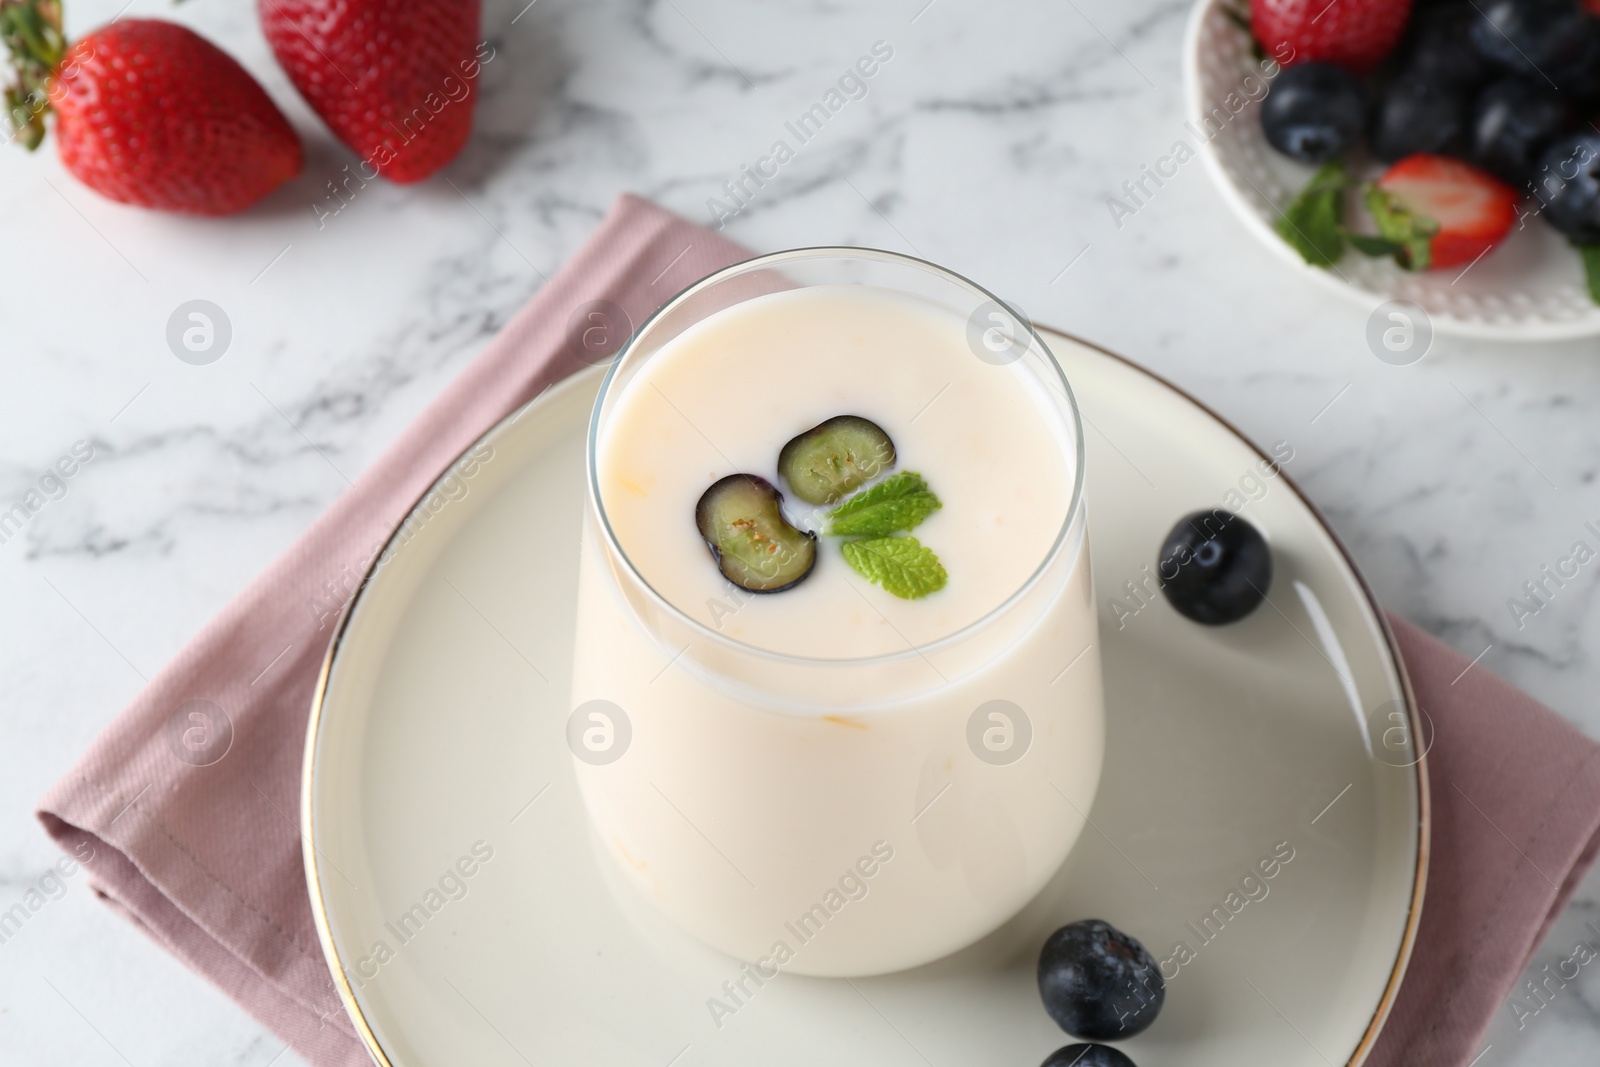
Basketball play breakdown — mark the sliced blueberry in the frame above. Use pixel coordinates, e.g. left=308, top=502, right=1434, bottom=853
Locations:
left=695, top=474, right=816, bottom=593
left=1260, top=63, right=1365, bottom=164
left=1471, top=78, right=1569, bottom=189
left=1042, top=1045, right=1137, bottom=1067
left=1157, top=510, right=1272, bottom=626
left=778, top=415, right=896, bottom=505
left=1038, top=919, right=1165, bottom=1041
left=1371, top=78, right=1470, bottom=162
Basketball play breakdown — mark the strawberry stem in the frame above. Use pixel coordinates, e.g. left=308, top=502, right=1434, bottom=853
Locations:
left=1362, top=181, right=1438, bottom=273
left=1, top=0, right=66, bottom=151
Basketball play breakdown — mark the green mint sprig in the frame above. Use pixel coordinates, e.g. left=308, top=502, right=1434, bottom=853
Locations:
left=825, top=470, right=947, bottom=598
left=840, top=536, right=947, bottom=599
left=1276, top=160, right=1349, bottom=267
left=826, top=470, right=942, bottom=537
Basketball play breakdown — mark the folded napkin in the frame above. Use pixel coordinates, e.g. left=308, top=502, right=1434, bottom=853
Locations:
left=38, top=196, right=1600, bottom=1067
left=1368, top=618, right=1600, bottom=1067
left=38, top=194, right=750, bottom=1065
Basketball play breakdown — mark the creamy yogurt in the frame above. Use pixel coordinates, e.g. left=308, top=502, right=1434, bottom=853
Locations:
left=570, top=275, right=1104, bottom=975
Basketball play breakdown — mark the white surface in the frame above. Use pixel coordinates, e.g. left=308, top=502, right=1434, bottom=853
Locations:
left=1184, top=0, right=1600, bottom=340
left=306, top=339, right=1419, bottom=1067
left=0, top=0, right=1595, bottom=1065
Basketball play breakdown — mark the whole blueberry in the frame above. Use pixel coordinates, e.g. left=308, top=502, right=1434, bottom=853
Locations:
left=1042, top=1045, right=1138, bottom=1067
left=1533, top=132, right=1600, bottom=242
left=1548, top=19, right=1600, bottom=106
left=1403, top=3, right=1497, bottom=90
left=1471, top=78, right=1569, bottom=188
left=1157, top=510, right=1272, bottom=626
left=1469, top=0, right=1590, bottom=74
left=1260, top=62, right=1365, bottom=164
left=1371, top=77, right=1470, bottom=162
left=1038, top=919, right=1165, bottom=1041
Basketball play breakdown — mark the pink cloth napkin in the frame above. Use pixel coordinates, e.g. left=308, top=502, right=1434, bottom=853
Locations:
left=37, top=195, right=1600, bottom=1067
left=1368, top=618, right=1600, bottom=1067
left=37, top=194, right=750, bottom=1066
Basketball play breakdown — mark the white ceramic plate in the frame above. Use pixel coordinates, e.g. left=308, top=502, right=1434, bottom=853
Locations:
left=1182, top=0, right=1600, bottom=341
left=303, top=330, right=1428, bottom=1067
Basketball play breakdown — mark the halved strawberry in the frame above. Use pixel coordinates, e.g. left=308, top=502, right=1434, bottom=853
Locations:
left=1364, top=154, right=1520, bottom=271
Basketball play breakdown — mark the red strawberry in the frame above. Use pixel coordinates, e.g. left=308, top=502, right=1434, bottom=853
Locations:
left=260, top=0, right=484, bottom=184
left=2, top=7, right=302, bottom=215
left=1367, top=154, right=1520, bottom=271
left=1250, top=0, right=1412, bottom=74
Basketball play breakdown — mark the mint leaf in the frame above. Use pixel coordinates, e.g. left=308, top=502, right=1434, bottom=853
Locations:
left=1363, top=182, right=1438, bottom=272
left=1276, top=161, right=1348, bottom=267
left=840, top=536, right=947, bottom=599
left=1577, top=243, right=1600, bottom=306
left=827, top=471, right=942, bottom=537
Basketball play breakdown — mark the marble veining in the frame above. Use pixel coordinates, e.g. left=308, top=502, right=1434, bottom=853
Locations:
left=2, top=0, right=1597, bottom=1063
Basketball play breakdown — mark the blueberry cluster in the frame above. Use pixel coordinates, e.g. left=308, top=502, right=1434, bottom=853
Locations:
left=1262, top=0, right=1600, bottom=248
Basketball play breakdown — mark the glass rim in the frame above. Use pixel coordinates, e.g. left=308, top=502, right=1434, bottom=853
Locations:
left=586, top=245, right=1089, bottom=667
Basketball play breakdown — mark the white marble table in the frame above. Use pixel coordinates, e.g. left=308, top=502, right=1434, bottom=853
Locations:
left=2, top=0, right=1596, bottom=1064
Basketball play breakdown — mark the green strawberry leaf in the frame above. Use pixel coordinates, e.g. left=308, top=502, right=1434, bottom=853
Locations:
left=1276, top=161, right=1349, bottom=268
left=1347, top=233, right=1405, bottom=257
left=827, top=470, right=942, bottom=537
left=1363, top=182, right=1438, bottom=272
left=0, top=0, right=66, bottom=151
left=1577, top=243, right=1600, bottom=306
left=840, top=536, right=947, bottom=599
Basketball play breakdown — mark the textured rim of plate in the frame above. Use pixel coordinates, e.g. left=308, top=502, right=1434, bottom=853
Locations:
left=1180, top=0, right=1600, bottom=342
left=301, top=329, right=1431, bottom=1067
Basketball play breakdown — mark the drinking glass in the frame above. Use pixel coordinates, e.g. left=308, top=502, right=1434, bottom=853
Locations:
left=568, top=248, right=1103, bottom=976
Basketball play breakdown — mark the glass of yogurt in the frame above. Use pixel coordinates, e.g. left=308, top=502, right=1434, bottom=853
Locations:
left=569, top=248, right=1103, bottom=977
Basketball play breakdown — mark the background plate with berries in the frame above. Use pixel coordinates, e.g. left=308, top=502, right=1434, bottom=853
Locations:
left=304, top=331, right=1426, bottom=1067
left=1184, top=0, right=1600, bottom=340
